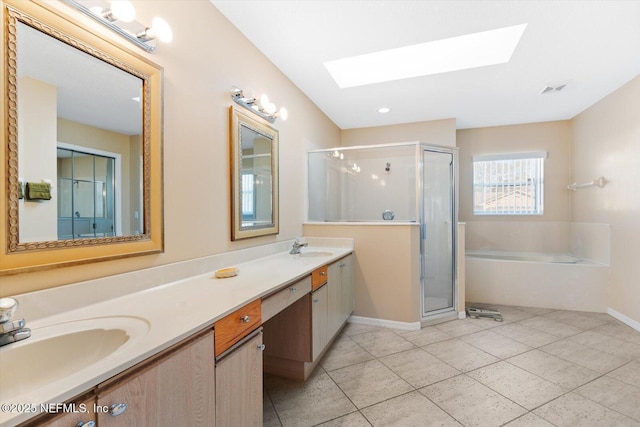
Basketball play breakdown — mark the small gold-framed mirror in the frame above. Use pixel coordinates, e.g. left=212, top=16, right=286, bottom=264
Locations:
left=1, top=0, right=164, bottom=275
left=229, top=107, right=279, bottom=240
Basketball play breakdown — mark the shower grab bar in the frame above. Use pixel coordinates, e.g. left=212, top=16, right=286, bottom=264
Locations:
left=567, top=176, right=606, bottom=191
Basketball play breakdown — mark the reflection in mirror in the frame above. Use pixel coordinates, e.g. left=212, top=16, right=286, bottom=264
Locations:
left=17, top=21, right=143, bottom=243
left=1, top=0, right=164, bottom=275
left=230, top=108, right=279, bottom=240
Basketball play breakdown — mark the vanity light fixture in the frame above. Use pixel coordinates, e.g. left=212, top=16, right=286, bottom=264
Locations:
left=230, top=86, right=288, bottom=123
left=60, top=0, right=173, bottom=52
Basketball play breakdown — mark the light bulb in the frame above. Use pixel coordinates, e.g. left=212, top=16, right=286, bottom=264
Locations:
left=109, top=1, right=136, bottom=22
left=90, top=6, right=104, bottom=15
left=279, top=107, right=288, bottom=120
left=260, top=94, right=270, bottom=107
left=264, top=102, right=277, bottom=115
left=151, top=17, right=172, bottom=43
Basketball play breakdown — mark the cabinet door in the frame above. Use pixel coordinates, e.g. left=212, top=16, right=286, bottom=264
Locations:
left=38, top=397, right=96, bottom=427
left=340, top=255, right=354, bottom=325
left=97, top=331, right=215, bottom=427
left=327, top=261, right=343, bottom=337
left=215, top=331, right=263, bottom=427
left=312, top=285, right=329, bottom=361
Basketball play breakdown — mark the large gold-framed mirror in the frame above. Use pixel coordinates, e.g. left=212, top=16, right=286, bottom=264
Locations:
left=1, top=0, right=164, bottom=275
left=229, top=107, right=279, bottom=240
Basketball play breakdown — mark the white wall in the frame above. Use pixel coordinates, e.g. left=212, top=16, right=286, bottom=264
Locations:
left=571, top=75, right=640, bottom=325
left=18, top=77, right=58, bottom=242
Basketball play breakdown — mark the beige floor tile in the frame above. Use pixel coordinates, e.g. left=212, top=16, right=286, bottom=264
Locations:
left=568, top=330, right=640, bottom=359
left=541, top=338, right=629, bottom=373
left=608, top=359, right=640, bottom=388
left=511, top=306, right=556, bottom=316
left=467, top=361, right=566, bottom=410
left=507, top=349, right=600, bottom=389
left=461, top=330, right=533, bottom=359
left=264, top=391, right=282, bottom=427
left=328, top=360, right=413, bottom=409
left=592, top=321, right=640, bottom=345
left=320, top=334, right=375, bottom=372
left=503, top=412, right=555, bottom=427
left=342, top=323, right=386, bottom=337
left=534, top=392, right=640, bottom=427
left=518, top=316, right=583, bottom=338
left=542, top=310, right=613, bottom=330
left=361, top=391, right=461, bottom=427
left=266, top=372, right=356, bottom=427
left=434, top=319, right=486, bottom=337
left=379, top=348, right=460, bottom=388
left=395, top=326, right=453, bottom=346
left=420, top=374, right=527, bottom=427
left=350, top=328, right=415, bottom=358
left=492, top=323, right=559, bottom=348
left=316, top=411, right=372, bottom=427
left=575, top=375, right=640, bottom=421
left=424, top=339, right=499, bottom=372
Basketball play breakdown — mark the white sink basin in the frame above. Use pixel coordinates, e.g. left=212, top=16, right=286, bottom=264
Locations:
left=0, top=316, right=149, bottom=400
left=298, top=251, right=334, bottom=258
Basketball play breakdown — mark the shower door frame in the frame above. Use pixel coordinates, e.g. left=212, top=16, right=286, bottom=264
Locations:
left=418, top=143, right=459, bottom=319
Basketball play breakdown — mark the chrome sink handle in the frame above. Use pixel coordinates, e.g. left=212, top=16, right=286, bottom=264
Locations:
left=0, top=297, right=18, bottom=323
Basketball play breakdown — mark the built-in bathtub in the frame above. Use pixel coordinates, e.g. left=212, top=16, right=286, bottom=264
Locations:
left=465, top=249, right=610, bottom=312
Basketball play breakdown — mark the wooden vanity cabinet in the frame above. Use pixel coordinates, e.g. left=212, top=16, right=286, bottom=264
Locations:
left=96, top=330, right=215, bottom=427
left=263, top=255, right=354, bottom=381
left=311, top=284, right=330, bottom=361
left=328, top=254, right=354, bottom=335
left=215, top=329, right=263, bottom=427
left=27, top=396, right=96, bottom=427
left=213, top=299, right=264, bottom=427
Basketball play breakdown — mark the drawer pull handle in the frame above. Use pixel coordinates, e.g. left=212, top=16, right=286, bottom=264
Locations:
left=290, top=287, right=296, bottom=292
left=313, top=298, right=319, bottom=303
left=258, top=344, right=266, bottom=351
left=76, top=421, right=96, bottom=427
left=109, top=403, right=127, bottom=417
left=320, top=271, right=326, bottom=276
left=241, top=315, right=251, bottom=323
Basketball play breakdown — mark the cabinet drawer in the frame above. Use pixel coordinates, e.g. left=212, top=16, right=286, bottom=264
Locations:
left=311, top=265, right=328, bottom=290
left=262, top=276, right=312, bottom=322
left=215, top=299, right=261, bottom=356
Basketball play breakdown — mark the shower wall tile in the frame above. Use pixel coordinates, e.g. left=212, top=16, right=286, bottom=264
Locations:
left=465, top=221, right=571, bottom=253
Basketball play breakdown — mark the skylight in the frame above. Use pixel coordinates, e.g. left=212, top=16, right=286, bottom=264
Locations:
left=324, top=24, right=527, bottom=88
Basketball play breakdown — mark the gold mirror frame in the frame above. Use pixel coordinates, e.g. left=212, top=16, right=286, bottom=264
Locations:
left=1, top=0, right=164, bottom=275
left=229, top=107, right=279, bottom=240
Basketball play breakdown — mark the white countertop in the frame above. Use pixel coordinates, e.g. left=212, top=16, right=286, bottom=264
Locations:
left=0, top=242, right=353, bottom=426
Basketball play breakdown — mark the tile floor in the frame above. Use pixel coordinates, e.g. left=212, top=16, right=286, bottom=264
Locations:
left=263, top=304, right=640, bottom=427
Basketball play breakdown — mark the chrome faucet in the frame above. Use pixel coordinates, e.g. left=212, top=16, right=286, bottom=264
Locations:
left=0, top=297, right=31, bottom=347
left=289, top=239, right=308, bottom=254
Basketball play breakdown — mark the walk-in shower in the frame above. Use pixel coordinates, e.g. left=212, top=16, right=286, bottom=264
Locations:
left=307, top=142, right=458, bottom=319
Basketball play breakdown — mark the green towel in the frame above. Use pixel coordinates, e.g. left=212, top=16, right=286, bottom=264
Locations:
left=26, top=182, right=51, bottom=200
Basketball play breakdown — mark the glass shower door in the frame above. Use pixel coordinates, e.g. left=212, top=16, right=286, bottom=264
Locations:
left=422, top=149, right=455, bottom=316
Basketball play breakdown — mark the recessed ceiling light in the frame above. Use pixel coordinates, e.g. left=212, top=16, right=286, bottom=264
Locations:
left=377, top=107, right=391, bottom=114
left=324, top=24, right=527, bottom=88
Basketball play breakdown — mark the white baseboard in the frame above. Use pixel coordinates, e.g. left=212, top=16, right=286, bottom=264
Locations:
left=348, top=315, right=421, bottom=331
left=608, top=307, right=640, bottom=332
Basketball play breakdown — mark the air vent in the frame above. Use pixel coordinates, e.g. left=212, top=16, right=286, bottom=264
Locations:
left=540, top=83, right=567, bottom=94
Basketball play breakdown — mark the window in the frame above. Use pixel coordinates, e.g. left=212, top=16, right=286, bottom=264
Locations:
left=241, top=173, right=255, bottom=220
left=473, top=152, right=545, bottom=215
